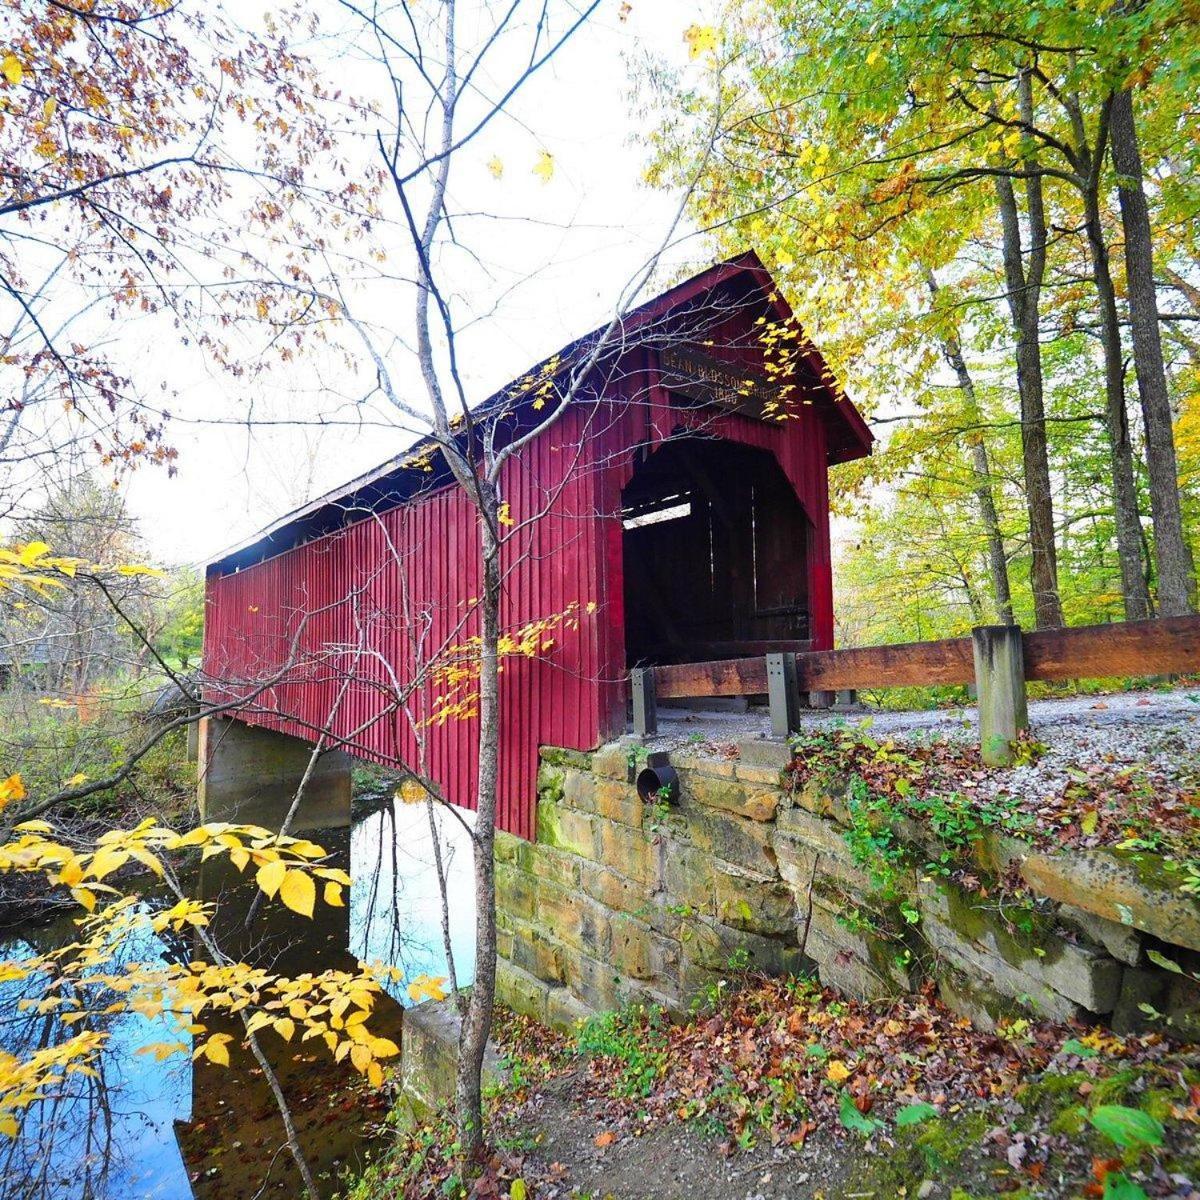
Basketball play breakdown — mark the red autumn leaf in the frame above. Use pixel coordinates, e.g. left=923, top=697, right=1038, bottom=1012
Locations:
left=594, top=1131, right=616, bottom=1149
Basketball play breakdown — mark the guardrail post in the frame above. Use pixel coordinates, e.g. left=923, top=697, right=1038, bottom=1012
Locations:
left=766, top=652, right=800, bottom=738
left=631, top=667, right=657, bottom=738
left=972, top=624, right=1028, bottom=765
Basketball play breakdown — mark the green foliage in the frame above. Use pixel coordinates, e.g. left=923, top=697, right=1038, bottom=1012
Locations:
left=150, top=567, right=205, bottom=671
left=895, top=1101, right=939, bottom=1126
left=1103, top=1175, right=1150, bottom=1200
left=838, top=1089, right=884, bottom=1137
left=574, top=1005, right=669, bottom=1099
left=643, top=0, right=1200, bottom=634
left=0, top=684, right=193, bottom=823
left=1088, top=1105, right=1165, bottom=1151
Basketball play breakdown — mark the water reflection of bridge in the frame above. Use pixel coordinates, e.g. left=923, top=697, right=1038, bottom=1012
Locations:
left=173, top=808, right=407, bottom=1199
left=0, top=781, right=468, bottom=1198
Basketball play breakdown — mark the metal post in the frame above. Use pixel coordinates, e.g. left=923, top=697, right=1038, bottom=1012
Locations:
left=767, top=652, right=799, bottom=739
left=972, top=624, right=1028, bottom=765
left=631, top=667, right=658, bottom=738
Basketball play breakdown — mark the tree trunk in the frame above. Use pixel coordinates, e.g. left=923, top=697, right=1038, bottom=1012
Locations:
left=994, top=169, right=1063, bottom=629
left=1109, top=87, right=1195, bottom=614
left=925, top=272, right=1014, bottom=623
left=1082, top=183, right=1153, bottom=620
left=455, top=489, right=501, bottom=1158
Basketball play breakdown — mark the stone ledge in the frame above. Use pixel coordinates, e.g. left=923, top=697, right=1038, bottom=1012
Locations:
left=1021, top=849, right=1200, bottom=952
left=736, top=738, right=793, bottom=770
left=400, top=998, right=504, bottom=1115
left=683, top=772, right=778, bottom=822
left=923, top=911, right=1083, bottom=1023
left=918, top=880, right=1123, bottom=1013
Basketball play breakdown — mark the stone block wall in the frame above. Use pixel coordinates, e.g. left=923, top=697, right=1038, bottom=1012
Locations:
left=494, top=738, right=1200, bottom=1038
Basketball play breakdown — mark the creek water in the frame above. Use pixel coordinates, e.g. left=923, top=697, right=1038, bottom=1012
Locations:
left=0, top=794, right=476, bottom=1200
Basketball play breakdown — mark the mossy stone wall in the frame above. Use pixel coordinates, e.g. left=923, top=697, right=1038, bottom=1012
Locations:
left=494, top=739, right=1200, bottom=1037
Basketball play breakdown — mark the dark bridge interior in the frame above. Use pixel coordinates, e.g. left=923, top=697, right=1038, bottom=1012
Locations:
left=621, top=438, right=813, bottom=667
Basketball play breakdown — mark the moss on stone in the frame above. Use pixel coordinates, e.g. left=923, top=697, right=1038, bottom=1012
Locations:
left=938, top=881, right=1061, bottom=970
left=538, top=745, right=594, bottom=770
left=536, top=762, right=566, bottom=805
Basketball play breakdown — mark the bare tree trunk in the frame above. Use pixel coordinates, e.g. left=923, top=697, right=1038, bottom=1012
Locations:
left=926, top=270, right=1014, bottom=623
left=993, top=69, right=1064, bottom=628
left=994, top=170, right=1063, bottom=628
left=456, top=495, right=501, bottom=1157
left=1081, top=179, right=1153, bottom=620
left=1109, top=87, right=1195, bottom=614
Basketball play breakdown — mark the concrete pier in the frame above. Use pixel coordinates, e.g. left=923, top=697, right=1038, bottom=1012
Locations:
left=196, top=715, right=352, bottom=831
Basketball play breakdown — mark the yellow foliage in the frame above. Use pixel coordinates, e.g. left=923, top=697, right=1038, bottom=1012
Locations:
left=0, top=774, right=26, bottom=811
left=825, top=1059, right=852, bottom=1083
left=407, top=974, right=449, bottom=1003
left=278, top=868, right=315, bottom=917
left=683, top=24, right=718, bottom=59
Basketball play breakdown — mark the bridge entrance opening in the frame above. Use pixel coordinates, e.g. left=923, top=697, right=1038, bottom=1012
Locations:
left=620, top=438, right=814, bottom=667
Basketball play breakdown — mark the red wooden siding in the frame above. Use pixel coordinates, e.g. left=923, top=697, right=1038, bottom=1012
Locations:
left=203, top=256, right=870, bottom=838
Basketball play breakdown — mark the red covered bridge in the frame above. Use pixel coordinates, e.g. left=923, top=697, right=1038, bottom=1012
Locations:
left=201, top=253, right=872, bottom=838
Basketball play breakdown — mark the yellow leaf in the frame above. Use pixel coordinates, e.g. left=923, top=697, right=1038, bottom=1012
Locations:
left=350, top=1042, right=372, bottom=1073
left=487, top=156, right=504, bottom=180
left=245, top=1011, right=273, bottom=1035
left=273, top=1017, right=295, bottom=1042
left=532, top=150, right=554, bottom=183
left=42, top=96, right=56, bottom=121
left=510, top=1180, right=527, bottom=1200
left=323, top=881, right=344, bottom=908
left=115, top=564, right=165, bottom=578
left=255, top=858, right=287, bottom=899
left=826, top=1059, right=852, bottom=1083
left=396, top=777, right=425, bottom=804
left=0, top=773, right=27, bottom=807
left=203, top=1036, right=231, bottom=1067
left=497, top=502, right=514, bottom=527
left=89, top=847, right=129, bottom=880
left=135, top=1041, right=188, bottom=1062
left=407, top=974, right=449, bottom=1003
left=683, top=24, right=718, bottom=59
left=58, top=858, right=84, bottom=886
left=1081, top=809, right=1099, bottom=835
left=2, top=54, right=24, bottom=87
left=65, top=772, right=87, bottom=786
left=367, top=1060, right=383, bottom=1088
left=278, top=869, right=315, bottom=918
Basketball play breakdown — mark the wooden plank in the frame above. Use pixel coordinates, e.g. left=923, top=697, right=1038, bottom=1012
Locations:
left=794, top=636, right=976, bottom=691
left=650, top=615, right=1200, bottom=702
left=1024, top=614, right=1200, bottom=681
left=654, top=656, right=769, bottom=699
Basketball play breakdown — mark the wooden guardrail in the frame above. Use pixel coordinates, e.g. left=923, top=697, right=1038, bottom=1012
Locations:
left=630, top=615, right=1200, bottom=765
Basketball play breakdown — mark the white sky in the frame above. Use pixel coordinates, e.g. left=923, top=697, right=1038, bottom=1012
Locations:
left=116, top=0, right=718, bottom=568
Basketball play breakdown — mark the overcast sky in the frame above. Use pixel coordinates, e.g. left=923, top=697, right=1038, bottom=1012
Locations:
left=116, top=0, right=718, bottom=568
